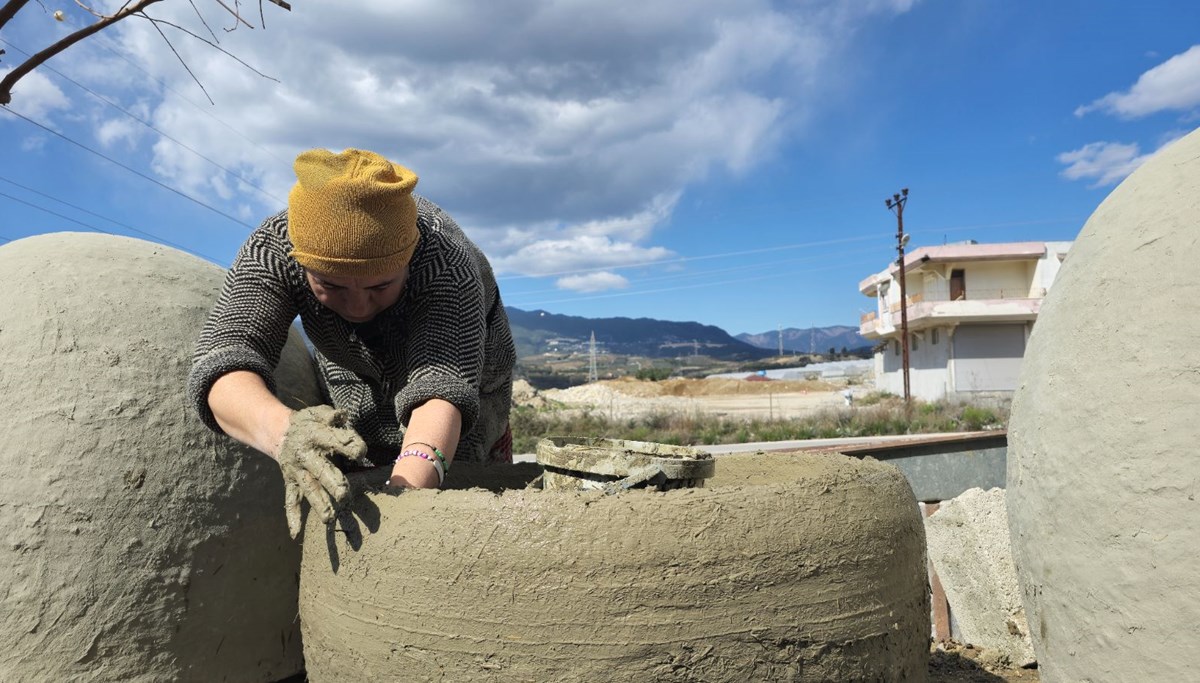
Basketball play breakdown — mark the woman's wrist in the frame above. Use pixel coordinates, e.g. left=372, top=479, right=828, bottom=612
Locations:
left=388, top=452, right=442, bottom=488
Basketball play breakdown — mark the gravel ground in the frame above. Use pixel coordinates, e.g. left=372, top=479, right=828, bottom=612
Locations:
left=540, top=380, right=854, bottom=420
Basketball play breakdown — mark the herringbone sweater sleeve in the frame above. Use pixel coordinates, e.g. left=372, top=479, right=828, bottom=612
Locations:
left=187, top=220, right=300, bottom=433
left=393, top=210, right=488, bottom=434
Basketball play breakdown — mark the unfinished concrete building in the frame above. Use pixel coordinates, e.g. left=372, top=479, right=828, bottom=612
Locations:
left=858, top=240, right=1071, bottom=401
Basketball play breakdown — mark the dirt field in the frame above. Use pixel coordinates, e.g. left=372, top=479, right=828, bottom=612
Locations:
left=535, top=377, right=855, bottom=420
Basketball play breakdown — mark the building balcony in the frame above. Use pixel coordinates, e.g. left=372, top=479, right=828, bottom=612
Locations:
left=861, top=289, right=1046, bottom=339
left=860, top=311, right=879, bottom=335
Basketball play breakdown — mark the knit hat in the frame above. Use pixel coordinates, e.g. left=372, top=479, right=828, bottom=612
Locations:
left=287, top=148, right=420, bottom=277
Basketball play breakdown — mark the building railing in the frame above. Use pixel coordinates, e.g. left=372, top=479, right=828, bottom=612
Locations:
left=888, top=287, right=1046, bottom=309
left=888, top=293, right=924, bottom=312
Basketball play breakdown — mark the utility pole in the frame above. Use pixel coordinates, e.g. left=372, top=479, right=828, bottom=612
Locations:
left=588, top=331, right=598, bottom=383
left=885, top=188, right=911, bottom=404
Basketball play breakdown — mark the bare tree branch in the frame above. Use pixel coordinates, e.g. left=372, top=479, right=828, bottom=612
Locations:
left=146, top=15, right=278, bottom=82
left=0, top=0, right=165, bottom=105
left=0, top=0, right=33, bottom=33
left=0, top=0, right=291, bottom=106
left=188, top=0, right=219, bottom=43
left=144, top=10, right=212, bottom=104
left=210, top=0, right=252, bottom=31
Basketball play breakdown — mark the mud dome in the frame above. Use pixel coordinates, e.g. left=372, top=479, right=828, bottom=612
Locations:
left=1009, top=125, right=1200, bottom=682
left=0, top=233, right=321, bottom=681
left=300, top=452, right=930, bottom=682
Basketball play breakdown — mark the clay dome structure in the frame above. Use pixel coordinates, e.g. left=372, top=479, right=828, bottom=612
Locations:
left=0, top=233, right=321, bottom=681
left=1008, top=126, right=1200, bottom=681
left=299, top=451, right=931, bottom=682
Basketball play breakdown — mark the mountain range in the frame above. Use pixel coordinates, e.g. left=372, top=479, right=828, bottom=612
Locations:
left=506, top=308, right=867, bottom=360
left=736, top=326, right=870, bottom=354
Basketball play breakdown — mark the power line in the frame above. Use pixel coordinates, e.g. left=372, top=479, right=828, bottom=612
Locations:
left=93, top=35, right=289, bottom=166
left=495, top=216, right=1080, bottom=284
left=496, top=233, right=882, bottom=281
left=506, top=247, right=874, bottom=299
left=0, top=188, right=221, bottom=263
left=0, top=38, right=283, bottom=205
left=502, top=216, right=1081, bottom=306
left=0, top=106, right=254, bottom=229
left=0, top=173, right=222, bottom=261
left=506, top=258, right=876, bottom=308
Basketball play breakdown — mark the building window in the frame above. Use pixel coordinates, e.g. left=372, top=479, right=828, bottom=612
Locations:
left=931, top=328, right=940, bottom=345
left=911, top=334, right=919, bottom=351
left=893, top=340, right=900, bottom=356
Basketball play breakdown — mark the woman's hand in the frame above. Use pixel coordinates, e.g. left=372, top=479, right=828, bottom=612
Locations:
left=388, top=453, right=442, bottom=488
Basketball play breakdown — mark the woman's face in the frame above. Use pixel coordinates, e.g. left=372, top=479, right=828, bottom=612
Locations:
left=304, top=267, right=408, bottom=323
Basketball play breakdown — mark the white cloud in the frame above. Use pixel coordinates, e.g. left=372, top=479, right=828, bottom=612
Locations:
left=96, top=117, right=138, bottom=147
left=20, top=135, right=48, bottom=152
left=30, top=0, right=916, bottom=275
left=0, top=68, right=69, bottom=119
left=1056, top=134, right=1184, bottom=187
left=494, top=234, right=673, bottom=277
left=555, top=271, right=630, bottom=293
left=1076, top=45, right=1200, bottom=119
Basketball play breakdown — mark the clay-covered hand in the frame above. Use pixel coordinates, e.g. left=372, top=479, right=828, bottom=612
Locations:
left=277, top=405, right=369, bottom=539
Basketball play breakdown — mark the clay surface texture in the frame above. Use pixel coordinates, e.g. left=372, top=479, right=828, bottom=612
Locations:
left=300, top=452, right=930, bottom=682
left=0, top=233, right=320, bottom=681
left=1008, top=126, right=1200, bottom=681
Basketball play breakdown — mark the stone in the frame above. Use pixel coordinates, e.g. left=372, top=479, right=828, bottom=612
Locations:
left=925, top=487, right=1035, bottom=667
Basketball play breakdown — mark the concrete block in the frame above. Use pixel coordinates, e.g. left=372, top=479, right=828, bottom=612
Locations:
left=925, top=487, right=1035, bottom=667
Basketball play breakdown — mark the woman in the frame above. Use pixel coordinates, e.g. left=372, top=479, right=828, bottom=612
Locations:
left=186, top=148, right=516, bottom=537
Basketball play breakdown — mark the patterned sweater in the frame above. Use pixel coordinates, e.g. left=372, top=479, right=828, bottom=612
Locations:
left=186, top=196, right=516, bottom=463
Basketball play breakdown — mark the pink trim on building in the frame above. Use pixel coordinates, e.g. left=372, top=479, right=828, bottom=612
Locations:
left=859, top=242, right=1048, bottom=295
left=892, top=242, right=1046, bottom=276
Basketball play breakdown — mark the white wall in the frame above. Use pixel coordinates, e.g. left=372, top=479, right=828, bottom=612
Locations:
left=1031, top=242, right=1071, bottom=292
left=955, top=261, right=1034, bottom=299
left=874, top=326, right=953, bottom=400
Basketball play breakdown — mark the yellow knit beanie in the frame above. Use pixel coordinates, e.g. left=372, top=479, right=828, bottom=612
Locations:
left=287, top=148, right=420, bottom=277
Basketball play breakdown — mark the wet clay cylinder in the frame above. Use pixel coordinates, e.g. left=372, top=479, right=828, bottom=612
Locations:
left=0, top=233, right=321, bottom=681
left=300, top=452, right=930, bottom=682
left=1008, top=126, right=1200, bottom=682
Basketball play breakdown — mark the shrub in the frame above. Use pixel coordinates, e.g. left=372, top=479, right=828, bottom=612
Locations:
left=634, top=367, right=673, bottom=381
left=509, top=396, right=1008, bottom=454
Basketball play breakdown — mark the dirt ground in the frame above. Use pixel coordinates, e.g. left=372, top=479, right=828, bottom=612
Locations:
left=600, top=376, right=841, bottom=396
left=532, top=377, right=856, bottom=420
left=929, top=641, right=1040, bottom=682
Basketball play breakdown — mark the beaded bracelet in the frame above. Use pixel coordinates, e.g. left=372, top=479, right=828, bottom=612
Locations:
left=395, top=449, right=445, bottom=487
left=407, top=441, right=449, bottom=473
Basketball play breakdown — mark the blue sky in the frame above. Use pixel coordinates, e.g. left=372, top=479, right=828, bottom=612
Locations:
left=2, top=1, right=1198, bottom=336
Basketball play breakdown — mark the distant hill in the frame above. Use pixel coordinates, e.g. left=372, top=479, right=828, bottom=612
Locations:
left=506, top=307, right=773, bottom=361
left=736, top=326, right=870, bottom=354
